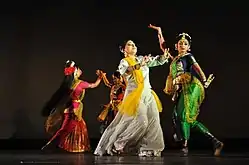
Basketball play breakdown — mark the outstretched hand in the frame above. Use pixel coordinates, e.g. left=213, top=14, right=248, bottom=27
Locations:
left=96, top=70, right=105, bottom=78
left=204, top=74, right=215, bottom=88
left=141, top=54, right=151, bottom=66
left=148, top=24, right=162, bottom=34
left=144, top=54, right=151, bottom=62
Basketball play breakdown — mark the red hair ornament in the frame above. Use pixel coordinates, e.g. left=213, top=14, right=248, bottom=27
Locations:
left=64, top=67, right=75, bottom=75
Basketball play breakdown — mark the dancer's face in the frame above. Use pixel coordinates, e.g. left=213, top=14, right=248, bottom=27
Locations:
left=124, top=40, right=137, bottom=56
left=75, top=68, right=82, bottom=78
left=112, top=75, right=121, bottom=85
left=175, top=39, right=190, bottom=54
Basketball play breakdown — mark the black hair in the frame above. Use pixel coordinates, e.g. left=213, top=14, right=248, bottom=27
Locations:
left=176, top=33, right=192, bottom=45
left=113, top=70, right=121, bottom=78
left=119, top=40, right=130, bottom=53
left=41, top=60, right=76, bottom=117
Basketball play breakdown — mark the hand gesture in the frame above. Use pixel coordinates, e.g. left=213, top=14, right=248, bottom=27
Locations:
left=96, top=70, right=104, bottom=78
left=148, top=24, right=162, bottom=34
left=96, top=69, right=101, bottom=75
left=144, top=54, right=151, bottom=62
left=141, top=54, right=151, bottom=66
left=204, top=74, right=215, bottom=88
left=163, top=48, right=173, bottom=59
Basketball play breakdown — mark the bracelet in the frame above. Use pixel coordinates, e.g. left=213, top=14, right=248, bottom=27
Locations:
left=133, top=64, right=141, bottom=70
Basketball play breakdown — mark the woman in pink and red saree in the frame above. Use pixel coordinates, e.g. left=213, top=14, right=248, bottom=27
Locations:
left=41, top=60, right=104, bottom=152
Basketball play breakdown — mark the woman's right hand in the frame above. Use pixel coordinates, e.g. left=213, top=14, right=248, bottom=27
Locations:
left=96, top=70, right=104, bottom=78
left=141, top=55, right=151, bottom=66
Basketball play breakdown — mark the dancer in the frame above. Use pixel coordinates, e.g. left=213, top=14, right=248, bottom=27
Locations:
left=150, top=25, right=223, bottom=156
left=98, top=71, right=126, bottom=134
left=42, top=60, right=104, bottom=152
left=94, top=40, right=170, bottom=157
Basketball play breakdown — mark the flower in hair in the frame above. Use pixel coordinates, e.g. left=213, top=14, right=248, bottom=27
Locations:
left=64, top=67, right=75, bottom=75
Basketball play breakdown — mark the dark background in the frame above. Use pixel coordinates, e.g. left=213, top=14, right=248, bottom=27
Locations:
left=0, top=1, right=248, bottom=150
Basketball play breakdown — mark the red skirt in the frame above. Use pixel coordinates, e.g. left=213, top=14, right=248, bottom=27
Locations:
left=49, top=113, right=91, bottom=152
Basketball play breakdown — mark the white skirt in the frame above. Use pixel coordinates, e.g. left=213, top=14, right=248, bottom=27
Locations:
left=94, top=88, right=165, bottom=156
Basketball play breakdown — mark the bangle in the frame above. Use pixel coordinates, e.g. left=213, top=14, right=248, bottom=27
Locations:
left=132, top=64, right=139, bottom=70
left=135, top=64, right=141, bottom=69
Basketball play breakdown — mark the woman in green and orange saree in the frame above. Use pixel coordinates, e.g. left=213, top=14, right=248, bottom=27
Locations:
left=41, top=60, right=103, bottom=152
left=149, top=25, right=224, bottom=157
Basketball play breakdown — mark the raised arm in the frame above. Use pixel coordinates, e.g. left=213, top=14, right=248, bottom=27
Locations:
left=148, top=24, right=165, bottom=52
left=86, top=70, right=103, bottom=88
left=148, top=24, right=173, bottom=60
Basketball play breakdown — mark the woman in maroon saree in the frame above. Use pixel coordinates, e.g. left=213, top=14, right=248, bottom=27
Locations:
left=42, top=60, right=103, bottom=152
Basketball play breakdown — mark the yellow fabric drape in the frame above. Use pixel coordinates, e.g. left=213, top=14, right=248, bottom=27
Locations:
left=163, top=56, right=179, bottom=96
left=163, top=75, right=174, bottom=95
left=97, top=103, right=111, bottom=121
left=118, top=56, right=163, bottom=116
left=118, top=56, right=144, bottom=116
left=151, top=90, right=163, bottom=112
left=73, top=82, right=85, bottom=121
left=67, top=80, right=85, bottom=121
left=73, top=101, right=83, bottom=121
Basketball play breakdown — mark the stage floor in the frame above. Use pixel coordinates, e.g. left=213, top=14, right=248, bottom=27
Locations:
left=1, top=150, right=249, bottom=165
